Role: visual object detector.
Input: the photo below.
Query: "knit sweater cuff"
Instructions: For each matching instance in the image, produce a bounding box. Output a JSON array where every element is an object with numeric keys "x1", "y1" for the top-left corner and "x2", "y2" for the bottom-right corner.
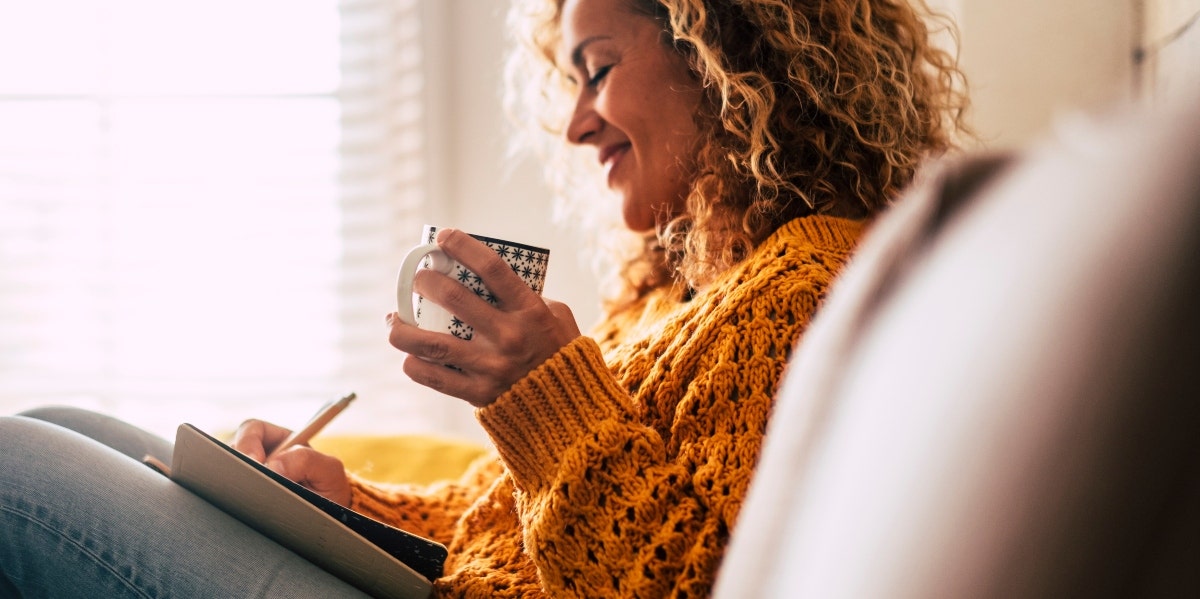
[
  {"x1": 347, "y1": 473, "x2": 399, "y2": 524},
  {"x1": 477, "y1": 335, "x2": 633, "y2": 494}
]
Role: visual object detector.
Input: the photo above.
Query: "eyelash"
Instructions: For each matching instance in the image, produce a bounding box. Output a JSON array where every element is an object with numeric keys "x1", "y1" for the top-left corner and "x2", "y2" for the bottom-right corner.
[{"x1": 586, "y1": 65, "x2": 612, "y2": 87}]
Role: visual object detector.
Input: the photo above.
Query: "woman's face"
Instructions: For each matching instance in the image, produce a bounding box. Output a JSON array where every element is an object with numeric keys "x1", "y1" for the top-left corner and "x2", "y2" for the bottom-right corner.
[{"x1": 559, "y1": 0, "x2": 703, "y2": 232}]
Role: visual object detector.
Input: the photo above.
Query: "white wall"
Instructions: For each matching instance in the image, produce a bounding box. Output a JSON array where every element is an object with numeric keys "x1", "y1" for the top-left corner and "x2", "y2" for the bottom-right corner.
[
  {"x1": 951, "y1": 0, "x2": 1138, "y2": 149},
  {"x1": 1142, "y1": 0, "x2": 1200, "y2": 103}
]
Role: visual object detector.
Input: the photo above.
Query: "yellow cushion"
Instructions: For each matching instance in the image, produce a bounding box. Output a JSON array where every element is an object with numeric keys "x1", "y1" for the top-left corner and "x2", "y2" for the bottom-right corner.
[{"x1": 311, "y1": 434, "x2": 491, "y2": 485}]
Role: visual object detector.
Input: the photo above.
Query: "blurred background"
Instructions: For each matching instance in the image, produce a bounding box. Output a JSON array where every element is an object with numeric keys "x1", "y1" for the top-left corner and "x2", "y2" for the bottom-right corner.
[{"x1": 0, "y1": 0, "x2": 1196, "y2": 443}]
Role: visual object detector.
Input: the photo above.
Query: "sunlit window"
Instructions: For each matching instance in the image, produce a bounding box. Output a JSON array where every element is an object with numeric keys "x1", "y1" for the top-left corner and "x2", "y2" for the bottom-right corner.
[{"x1": 0, "y1": 0, "x2": 426, "y2": 437}]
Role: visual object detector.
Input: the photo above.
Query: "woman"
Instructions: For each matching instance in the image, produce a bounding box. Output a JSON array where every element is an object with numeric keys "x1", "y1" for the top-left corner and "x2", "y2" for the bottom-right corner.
[{"x1": 0, "y1": 0, "x2": 967, "y2": 596}]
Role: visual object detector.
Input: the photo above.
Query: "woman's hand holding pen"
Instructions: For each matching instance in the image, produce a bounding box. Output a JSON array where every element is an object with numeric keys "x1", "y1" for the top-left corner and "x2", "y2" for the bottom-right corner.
[
  {"x1": 386, "y1": 229, "x2": 582, "y2": 408},
  {"x1": 231, "y1": 419, "x2": 353, "y2": 508}
]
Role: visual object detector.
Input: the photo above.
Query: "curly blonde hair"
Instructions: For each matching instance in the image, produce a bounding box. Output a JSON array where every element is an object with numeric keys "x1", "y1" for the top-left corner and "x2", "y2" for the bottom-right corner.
[{"x1": 505, "y1": 0, "x2": 969, "y2": 312}]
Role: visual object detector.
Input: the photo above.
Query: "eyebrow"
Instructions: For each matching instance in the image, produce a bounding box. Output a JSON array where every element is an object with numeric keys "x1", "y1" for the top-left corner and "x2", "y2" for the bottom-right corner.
[{"x1": 569, "y1": 35, "x2": 613, "y2": 69}]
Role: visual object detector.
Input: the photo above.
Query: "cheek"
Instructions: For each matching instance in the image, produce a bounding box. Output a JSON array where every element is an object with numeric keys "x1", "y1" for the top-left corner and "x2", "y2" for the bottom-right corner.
[
  {"x1": 661, "y1": 107, "x2": 702, "y2": 177},
  {"x1": 659, "y1": 80, "x2": 703, "y2": 145}
]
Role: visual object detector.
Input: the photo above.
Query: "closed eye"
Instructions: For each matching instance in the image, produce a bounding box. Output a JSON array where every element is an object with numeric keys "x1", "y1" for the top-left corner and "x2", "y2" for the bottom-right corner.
[{"x1": 587, "y1": 65, "x2": 613, "y2": 87}]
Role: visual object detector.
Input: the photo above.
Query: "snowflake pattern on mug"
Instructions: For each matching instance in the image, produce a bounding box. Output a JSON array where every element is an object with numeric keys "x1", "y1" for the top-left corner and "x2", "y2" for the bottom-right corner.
[{"x1": 415, "y1": 228, "x2": 549, "y2": 341}]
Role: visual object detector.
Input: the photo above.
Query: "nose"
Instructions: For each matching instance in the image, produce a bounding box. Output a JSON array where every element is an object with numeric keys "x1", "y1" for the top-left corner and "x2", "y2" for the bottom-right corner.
[{"x1": 565, "y1": 89, "x2": 601, "y2": 145}]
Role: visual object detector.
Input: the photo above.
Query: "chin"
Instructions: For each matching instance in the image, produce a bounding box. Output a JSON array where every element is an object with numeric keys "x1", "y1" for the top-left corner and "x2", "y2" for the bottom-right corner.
[
  {"x1": 620, "y1": 203, "x2": 653, "y2": 232},
  {"x1": 622, "y1": 214, "x2": 657, "y2": 233}
]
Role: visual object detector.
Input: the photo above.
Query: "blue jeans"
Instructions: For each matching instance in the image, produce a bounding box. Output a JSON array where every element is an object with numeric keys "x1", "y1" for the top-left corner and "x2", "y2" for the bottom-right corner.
[{"x1": 0, "y1": 407, "x2": 370, "y2": 598}]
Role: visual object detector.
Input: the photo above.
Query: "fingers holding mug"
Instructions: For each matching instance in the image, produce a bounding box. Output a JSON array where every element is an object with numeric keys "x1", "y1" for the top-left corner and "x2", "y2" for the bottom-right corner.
[
  {"x1": 395, "y1": 225, "x2": 550, "y2": 342},
  {"x1": 433, "y1": 229, "x2": 546, "y2": 310}
]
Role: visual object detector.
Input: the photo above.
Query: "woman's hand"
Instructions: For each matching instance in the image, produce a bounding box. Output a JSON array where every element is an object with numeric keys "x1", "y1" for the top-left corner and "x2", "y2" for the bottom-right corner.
[
  {"x1": 231, "y1": 419, "x2": 353, "y2": 507},
  {"x1": 387, "y1": 228, "x2": 582, "y2": 407}
]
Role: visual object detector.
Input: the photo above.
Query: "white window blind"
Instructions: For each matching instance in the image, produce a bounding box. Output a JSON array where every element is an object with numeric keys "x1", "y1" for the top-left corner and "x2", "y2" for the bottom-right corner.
[{"x1": 0, "y1": 0, "x2": 441, "y2": 438}]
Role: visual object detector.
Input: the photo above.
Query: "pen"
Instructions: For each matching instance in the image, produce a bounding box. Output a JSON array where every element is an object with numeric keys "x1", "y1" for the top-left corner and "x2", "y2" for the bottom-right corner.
[{"x1": 266, "y1": 392, "x2": 356, "y2": 461}]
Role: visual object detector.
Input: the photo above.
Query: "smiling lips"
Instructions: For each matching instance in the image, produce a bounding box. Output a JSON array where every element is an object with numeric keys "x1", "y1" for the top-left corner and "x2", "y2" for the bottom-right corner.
[{"x1": 599, "y1": 143, "x2": 631, "y2": 184}]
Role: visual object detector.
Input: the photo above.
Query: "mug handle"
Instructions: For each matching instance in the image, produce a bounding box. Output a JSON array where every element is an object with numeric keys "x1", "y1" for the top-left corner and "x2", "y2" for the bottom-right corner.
[{"x1": 395, "y1": 242, "x2": 454, "y2": 325}]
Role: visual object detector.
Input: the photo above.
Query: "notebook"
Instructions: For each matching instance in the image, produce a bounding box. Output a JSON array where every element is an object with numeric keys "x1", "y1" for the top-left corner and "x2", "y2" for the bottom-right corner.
[{"x1": 167, "y1": 423, "x2": 446, "y2": 599}]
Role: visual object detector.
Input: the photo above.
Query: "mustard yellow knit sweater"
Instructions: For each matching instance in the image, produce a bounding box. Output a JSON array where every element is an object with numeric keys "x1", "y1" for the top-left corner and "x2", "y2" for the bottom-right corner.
[{"x1": 350, "y1": 215, "x2": 863, "y2": 597}]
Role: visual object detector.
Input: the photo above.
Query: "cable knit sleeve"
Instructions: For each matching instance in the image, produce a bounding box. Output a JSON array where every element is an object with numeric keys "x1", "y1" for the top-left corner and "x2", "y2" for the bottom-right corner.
[
  {"x1": 348, "y1": 455, "x2": 504, "y2": 546},
  {"x1": 476, "y1": 216, "x2": 862, "y2": 597}
]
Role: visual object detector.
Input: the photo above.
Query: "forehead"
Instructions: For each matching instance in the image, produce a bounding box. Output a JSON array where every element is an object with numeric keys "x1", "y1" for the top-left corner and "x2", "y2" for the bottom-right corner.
[{"x1": 559, "y1": 0, "x2": 634, "y2": 45}]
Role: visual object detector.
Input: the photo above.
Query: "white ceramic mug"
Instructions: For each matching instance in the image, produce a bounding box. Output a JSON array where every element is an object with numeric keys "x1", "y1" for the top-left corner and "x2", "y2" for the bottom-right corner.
[{"x1": 395, "y1": 225, "x2": 550, "y2": 340}]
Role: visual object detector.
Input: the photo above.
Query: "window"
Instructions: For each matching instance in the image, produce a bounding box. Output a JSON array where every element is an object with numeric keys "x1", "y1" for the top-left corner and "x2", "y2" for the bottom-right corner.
[{"x1": 0, "y1": 0, "x2": 445, "y2": 438}]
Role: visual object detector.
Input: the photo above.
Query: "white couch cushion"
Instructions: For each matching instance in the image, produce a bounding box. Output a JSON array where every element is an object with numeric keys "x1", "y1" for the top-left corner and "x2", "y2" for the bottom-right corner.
[{"x1": 717, "y1": 95, "x2": 1200, "y2": 598}]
